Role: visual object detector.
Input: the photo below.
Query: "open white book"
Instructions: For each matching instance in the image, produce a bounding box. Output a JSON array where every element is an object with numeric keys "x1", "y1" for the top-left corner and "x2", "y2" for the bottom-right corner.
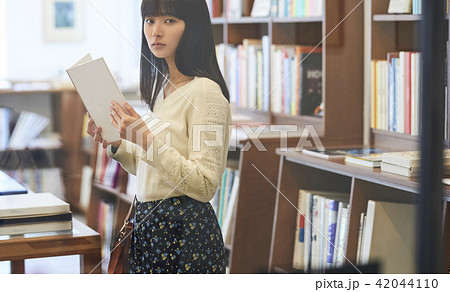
[{"x1": 66, "y1": 54, "x2": 126, "y2": 142}]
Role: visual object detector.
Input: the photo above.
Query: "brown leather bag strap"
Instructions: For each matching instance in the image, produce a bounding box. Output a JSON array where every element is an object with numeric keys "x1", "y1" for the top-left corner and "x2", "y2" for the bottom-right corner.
[{"x1": 125, "y1": 195, "x2": 137, "y2": 222}]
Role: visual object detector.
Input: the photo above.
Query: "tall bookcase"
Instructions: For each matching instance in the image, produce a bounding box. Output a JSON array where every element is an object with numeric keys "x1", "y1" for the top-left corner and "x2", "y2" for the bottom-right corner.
[
  {"x1": 217, "y1": 0, "x2": 365, "y2": 273},
  {"x1": 265, "y1": 0, "x2": 450, "y2": 274}
]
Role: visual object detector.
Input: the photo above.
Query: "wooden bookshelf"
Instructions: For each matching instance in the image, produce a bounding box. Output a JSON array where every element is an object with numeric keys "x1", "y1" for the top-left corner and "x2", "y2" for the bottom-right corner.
[
  {"x1": 364, "y1": 0, "x2": 449, "y2": 148},
  {"x1": 213, "y1": 0, "x2": 365, "y2": 273},
  {"x1": 268, "y1": 148, "x2": 450, "y2": 273},
  {"x1": 214, "y1": 0, "x2": 364, "y2": 144},
  {"x1": 0, "y1": 88, "x2": 90, "y2": 213}
]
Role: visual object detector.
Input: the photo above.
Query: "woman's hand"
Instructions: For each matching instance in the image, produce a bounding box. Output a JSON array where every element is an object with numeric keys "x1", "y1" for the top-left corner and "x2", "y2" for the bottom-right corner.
[
  {"x1": 86, "y1": 113, "x2": 122, "y2": 149},
  {"x1": 109, "y1": 101, "x2": 154, "y2": 150}
]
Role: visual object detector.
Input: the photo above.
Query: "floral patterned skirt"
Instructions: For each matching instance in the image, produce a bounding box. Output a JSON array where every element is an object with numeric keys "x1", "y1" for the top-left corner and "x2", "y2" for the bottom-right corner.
[{"x1": 128, "y1": 195, "x2": 226, "y2": 274}]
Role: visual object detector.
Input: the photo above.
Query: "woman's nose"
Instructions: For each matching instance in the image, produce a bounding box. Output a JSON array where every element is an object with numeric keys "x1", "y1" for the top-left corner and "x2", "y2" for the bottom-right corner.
[{"x1": 152, "y1": 23, "x2": 163, "y2": 37}]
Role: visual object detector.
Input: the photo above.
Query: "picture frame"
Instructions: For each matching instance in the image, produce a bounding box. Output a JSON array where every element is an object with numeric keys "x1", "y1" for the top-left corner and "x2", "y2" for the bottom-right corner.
[{"x1": 43, "y1": 0, "x2": 83, "y2": 42}]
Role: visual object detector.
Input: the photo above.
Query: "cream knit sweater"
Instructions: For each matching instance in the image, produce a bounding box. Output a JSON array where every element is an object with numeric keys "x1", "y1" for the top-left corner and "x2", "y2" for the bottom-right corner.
[{"x1": 107, "y1": 76, "x2": 231, "y2": 203}]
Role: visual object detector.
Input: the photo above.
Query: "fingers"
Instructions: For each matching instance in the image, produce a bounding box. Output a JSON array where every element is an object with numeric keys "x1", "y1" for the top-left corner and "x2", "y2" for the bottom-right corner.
[
  {"x1": 110, "y1": 105, "x2": 122, "y2": 125},
  {"x1": 123, "y1": 102, "x2": 140, "y2": 118},
  {"x1": 110, "y1": 112, "x2": 120, "y2": 129},
  {"x1": 102, "y1": 139, "x2": 108, "y2": 149},
  {"x1": 111, "y1": 101, "x2": 128, "y2": 118},
  {"x1": 87, "y1": 117, "x2": 96, "y2": 137},
  {"x1": 94, "y1": 126, "x2": 103, "y2": 143}
]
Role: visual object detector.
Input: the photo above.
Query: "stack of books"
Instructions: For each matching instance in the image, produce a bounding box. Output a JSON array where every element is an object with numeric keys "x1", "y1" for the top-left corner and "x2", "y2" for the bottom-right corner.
[
  {"x1": 0, "y1": 193, "x2": 72, "y2": 236},
  {"x1": 381, "y1": 150, "x2": 450, "y2": 177},
  {"x1": 344, "y1": 148, "x2": 388, "y2": 168}
]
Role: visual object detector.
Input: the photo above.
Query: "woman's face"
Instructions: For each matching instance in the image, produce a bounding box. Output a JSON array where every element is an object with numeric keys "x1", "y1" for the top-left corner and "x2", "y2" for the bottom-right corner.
[{"x1": 144, "y1": 15, "x2": 185, "y2": 60}]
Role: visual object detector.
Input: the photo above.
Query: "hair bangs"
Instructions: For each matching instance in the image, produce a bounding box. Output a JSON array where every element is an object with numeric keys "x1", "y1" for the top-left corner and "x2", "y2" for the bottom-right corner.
[{"x1": 141, "y1": 0, "x2": 184, "y2": 20}]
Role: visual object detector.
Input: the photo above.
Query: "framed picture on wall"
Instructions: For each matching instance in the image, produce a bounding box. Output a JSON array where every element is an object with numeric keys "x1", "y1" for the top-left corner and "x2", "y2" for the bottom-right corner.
[{"x1": 43, "y1": 0, "x2": 83, "y2": 42}]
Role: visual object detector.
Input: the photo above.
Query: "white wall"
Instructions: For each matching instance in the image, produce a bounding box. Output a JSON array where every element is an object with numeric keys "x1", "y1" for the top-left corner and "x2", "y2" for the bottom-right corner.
[
  {"x1": 0, "y1": 0, "x2": 7, "y2": 79},
  {"x1": 4, "y1": 0, "x2": 142, "y2": 82}
]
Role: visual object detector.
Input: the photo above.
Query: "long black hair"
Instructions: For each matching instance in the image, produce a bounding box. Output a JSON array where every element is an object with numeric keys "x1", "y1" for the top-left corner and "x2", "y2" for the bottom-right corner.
[{"x1": 140, "y1": 0, "x2": 229, "y2": 111}]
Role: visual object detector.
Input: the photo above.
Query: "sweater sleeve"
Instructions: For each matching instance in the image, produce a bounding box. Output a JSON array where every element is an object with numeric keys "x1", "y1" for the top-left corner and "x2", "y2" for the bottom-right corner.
[
  {"x1": 137, "y1": 81, "x2": 231, "y2": 203},
  {"x1": 106, "y1": 139, "x2": 138, "y2": 175}
]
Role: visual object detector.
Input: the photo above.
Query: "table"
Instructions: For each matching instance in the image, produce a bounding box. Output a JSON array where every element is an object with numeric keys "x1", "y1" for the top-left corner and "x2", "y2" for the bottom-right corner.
[{"x1": 0, "y1": 218, "x2": 101, "y2": 274}]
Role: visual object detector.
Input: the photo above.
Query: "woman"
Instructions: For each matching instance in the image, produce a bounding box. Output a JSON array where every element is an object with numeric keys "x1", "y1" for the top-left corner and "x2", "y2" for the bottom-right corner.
[{"x1": 87, "y1": 0, "x2": 231, "y2": 274}]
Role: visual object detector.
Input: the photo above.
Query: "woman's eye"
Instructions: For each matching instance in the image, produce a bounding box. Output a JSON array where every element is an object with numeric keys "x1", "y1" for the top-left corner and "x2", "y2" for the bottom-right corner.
[
  {"x1": 145, "y1": 18, "x2": 154, "y2": 24},
  {"x1": 166, "y1": 19, "x2": 175, "y2": 23}
]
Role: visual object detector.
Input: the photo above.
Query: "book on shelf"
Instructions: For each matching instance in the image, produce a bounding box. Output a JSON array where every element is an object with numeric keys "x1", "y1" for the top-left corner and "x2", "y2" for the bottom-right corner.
[
  {"x1": 358, "y1": 200, "x2": 416, "y2": 273},
  {"x1": 206, "y1": 0, "x2": 223, "y2": 18},
  {"x1": 388, "y1": 0, "x2": 412, "y2": 14},
  {"x1": 380, "y1": 162, "x2": 419, "y2": 177},
  {"x1": 251, "y1": 0, "x2": 272, "y2": 17},
  {"x1": 5, "y1": 110, "x2": 50, "y2": 149},
  {"x1": 293, "y1": 189, "x2": 349, "y2": 273},
  {"x1": 0, "y1": 107, "x2": 13, "y2": 149},
  {"x1": 0, "y1": 192, "x2": 70, "y2": 217},
  {"x1": 302, "y1": 147, "x2": 361, "y2": 160},
  {"x1": 382, "y1": 149, "x2": 450, "y2": 168},
  {"x1": 97, "y1": 200, "x2": 114, "y2": 271},
  {"x1": 95, "y1": 147, "x2": 120, "y2": 189},
  {"x1": 215, "y1": 167, "x2": 239, "y2": 243},
  {"x1": 80, "y1": 165, "x2": 93, "y2": 210},
  {"x1": 66, "y1": 53, "x2": 127, "y2": 142},
  {"x1": 221, "y1": 170, "x2": 240, "y2": 241},
  {"x1": 380, "y1": 150, "x2": 450, "y2": 176},
  {"x1": 387, "y1": 0, "x2": 423, "y2": 15},
  {"x1": 356, "y1": 212, "x2": 367, "y2": 265},
  {"x1": 0, "y1": 170, "x2": 27, "y2": 196},
  {"x1": 6, "y1": 168, "x2": 66, "y2": 200},
  {"x1": 271, "y1": 0, "x2": 323, "y2": 18},
  {"x1": 302, "y1": 146, "x2": 384, "y2": 161},
  {"x1": 227, "y1": 0, "x2": 252, "y2": 18},
  {"x1": 270, "y1": 45, "x2": 322, "y2": 116},
  {"x1": 345, "y1": 155, "x2": 383, "y2": 168},
  {"x1": 344, "y1": 148, "x2": 388, "y2": 168},
  {"x1": 371, "y1": 51, "x2": 422, "y2": 135}
]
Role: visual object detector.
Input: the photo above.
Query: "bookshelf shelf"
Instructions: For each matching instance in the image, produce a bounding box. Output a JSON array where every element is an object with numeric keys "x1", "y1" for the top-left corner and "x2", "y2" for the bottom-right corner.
[
  {"x1": 92, "y1": 181, "x2": 120, "y2": 196},
  {"x1": 271, "y1": 113, "x2": 324, "y2": 134},
  {"x1": 227, "y1": 17, "x2": 270, "y2": 24},
  {"x1": 371, "y1": 129, "x2": 420, "y2": 150},
  {"x1": 211, "y1": 17, "x2": 225, "y2": 24},
  {"x1": 272, "y1": 16, "x2": 323, "y2": 23},
  {"x1": 373, "y1": 14, "x2": 423, "y2": 22},
  {"x1": 372, "y1": 14, "x2": 450, "y2": 22},
  {"x1": 278, "y1": 148, "x2": 450, "y2": 198},
  {"x1": 0, "y1": 146, "x2": 64, "y2": 153}
]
